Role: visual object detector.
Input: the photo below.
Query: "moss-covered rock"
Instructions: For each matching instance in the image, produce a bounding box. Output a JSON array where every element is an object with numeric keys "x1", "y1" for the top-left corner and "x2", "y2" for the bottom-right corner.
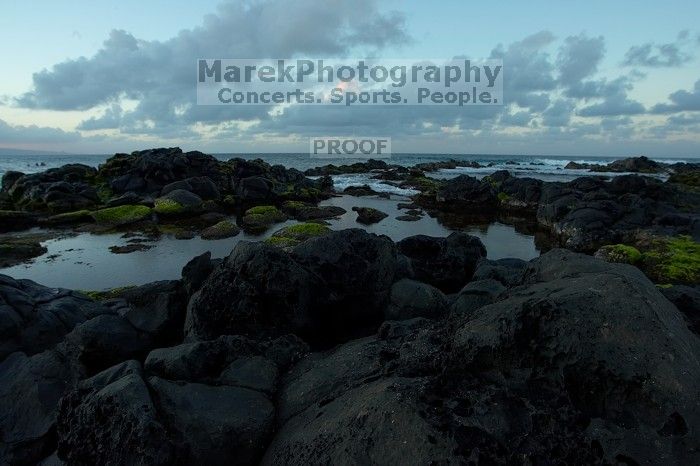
[
  {"x1": 154, "y1": 198, "x2": 185, "y2": 215},
  {"x1": 595, "y1": 244, "x2": 643, "y2": 265},
  {"x1": 642, "y1": 235, "x2": 700, "y2": 285},
  {"x1": 241, "y1": 205, "x2": 287, "y2": 233},
  {"x1": 43, "y1": 209, "x2": 93, "y2": 226},
  {"x1": 201, "y1": 220, "x2": 241, "y2": 240},
  {"x1": 266, "y1": 222, "x2": 330, "y2": 248},
  {"x1": 668, "y1": 170, "x2": 700, "y2": 188},
  {"x1": 0, "y1": 239, "x2": 47, "y2": 267},
  {"x1": 154, "y1": 189, "x2": 203, "y2": 216},
  {"x1": 497, "y1": 192, "x2": 511, "y2": 203},
  {"x1": 91, "y1": 205, "x2": 152, "y2": 226}
]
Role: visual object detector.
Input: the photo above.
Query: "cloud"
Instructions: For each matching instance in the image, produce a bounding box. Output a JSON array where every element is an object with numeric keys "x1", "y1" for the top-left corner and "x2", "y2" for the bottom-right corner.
[
  {"x1": 0, "y1": 118, "x2": 81, "y2": 143},
  {"x1": 622, "y1": 32, "x2": 693, "y2": 67},
  {"x1": 16, "y1": 0, "x2": 410, "y2": 133},
  {"x1": 77, "y1": 103, "x2": 123, "y2": 130},
  {"x1": 577, "y1": 77, "x2": 645, "y2": 116},
  {"x1": 541, "y1": 99, "x2": 575, "y2": 127},
  {"x1": 651, "y1": 79, "x2": 700, "y2": 113},
  {"x1": 557, "y1": 34, "x2": 605, "y2": 86}
]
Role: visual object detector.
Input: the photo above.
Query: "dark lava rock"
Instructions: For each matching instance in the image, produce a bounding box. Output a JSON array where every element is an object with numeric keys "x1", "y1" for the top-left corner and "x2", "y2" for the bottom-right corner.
[
  {"x1": 435, "y1": 174, "x2": 497, "y2": 208},
  {"x1": 592, "y1": 156, "x2": 664, "y2": 173},
  {"x1": 108, "y1": 243, "x2": 153, "y2": 254},
  {"x1": 57, "y1": 362, "x2": 175, "y2": 465},
  {"x1": 343, "y1": 184, "x2": 379, "y2": 196},
  {"x1": 396, "y1": 214, "x2": 421, "y2": 221},
  {"x1": 149, "y1": 376, "x2": 275, "y2": 465},
  {"x1": 1, "y1": 170, "x2": 24, "y2": 193},
  {"x1": 236, "y1": 176, "x2": 275, "y2": 201},
  {"x1": 661, "y1": 285, "x2": 700, "y2": 334},
  {"x1": 397, "y1": 232, "x2": 486, "y2": 293},
  {"x1": 161, "y1": 176, "x2": 221, "y2": 200},
  {"x1": 219, "y1": 355, "x2": 279, "y2": 395},
  {"x1": 352, "y1": 206, "x2": 388, "y2": 224},
  {"x1": 0, "y1": 239, "x2": 47, "y2": 266},
  {"x1": 117, "y1": 280, "x2": 186, "y2": 345},
  {"x1": 144, "y1": 335, "x2": 261, "y2": 383},
  {"x1": 104, "y1": 191, "x2": 148, "y2": 208},
  {"x1": 450, "y1": 278, "x2": 506, "y2": 315},
  {"x1": 0, "y1": 350, "x2": 74, "y2": 464},
  {"x1": 181, "y1": 252, "x2": 216, "y2": 296},
  {"x1": 6, "y1": 164, "x2": 99, "y2": 213},
  {"x1": 291, "y1": 229, "x2": 398, "y2": 340},
  {"x1": 185, "y1": 241, "x2": 323, "y2": 342},
  {"x1": 0, "y1": 274, "x2": 111, "y2": 359},
  {"x1": 102, "y1": 147, "x2": 225, "y2": 196},
  {"x1": 285, "y1": 204, "x2": 345, "y2": 221},
  {"x1": 385, "y1": 279, "x2": 447, "y2": 321},
  {"x1": 64, "y1": 314, "x2": 154, "y2": 375},
  {"x1": 471, "y1": 257, "x2": 528, "y2": 287},
  {"x1": 264, "y1": 249, "x2": 700, "y2": 465},
  {"x1": 0, "y1": 210, "x2": 38, "y2": 232}
]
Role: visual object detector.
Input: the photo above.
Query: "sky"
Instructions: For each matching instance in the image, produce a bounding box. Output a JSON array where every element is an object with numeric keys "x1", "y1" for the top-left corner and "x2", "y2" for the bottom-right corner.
[{"x1": 0, "y1": 0, "x2": 699, "y2": 157}]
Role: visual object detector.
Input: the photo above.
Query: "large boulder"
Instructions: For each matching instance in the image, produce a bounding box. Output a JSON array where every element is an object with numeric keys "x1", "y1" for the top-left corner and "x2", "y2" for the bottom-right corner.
[
  {"x1": 148, "y1": 377, "x2": 275, "y2": 465},
  {"x1": 0, "y1": 350, "x2": 74, "y2": 464},
  {"x1": 385, "y1": 279, "x2": 447, "y2": 321},
  {"x1": 185, "y1": 242, "x2": 323, "y2": 342},
  {"x1": 64, "y1": 314, "x2": 154, "y2": 375},
  {"x1": 397, "y1": 232, "x2": 486, "y2": 292},
  {"x1": 0, "y1": 274, "x2": 111, "y2": 360},
  {"x1": 435, "y1": 174, "x2": 497, "y2": 208},
  {"x1": 116, "y1": 280, "x2": 186, "y2": 345},
  {"x1": 161, "y1": 176, "x2": 221, "y2": 200},
  {"x1": 291, "y1": 229, "x2": 398, "y2": 340},
  {"x1": 101, "y1": 148, "x2": 226, "y2": 196},
  {"x1": 56, "y1": 362, "x2": 174, "y2": 465}
]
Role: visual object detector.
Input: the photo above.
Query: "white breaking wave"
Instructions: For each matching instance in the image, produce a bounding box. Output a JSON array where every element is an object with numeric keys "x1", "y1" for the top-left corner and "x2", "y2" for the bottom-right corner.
[{"x1": 331, "y1": 173, "x2": 419, "y2": 196}]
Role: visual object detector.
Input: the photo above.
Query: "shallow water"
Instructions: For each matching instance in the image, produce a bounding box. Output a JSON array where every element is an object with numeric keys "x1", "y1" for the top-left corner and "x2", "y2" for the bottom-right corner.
[{"x1": 0, "y1": 195, "x2": 539, "y2": 290}]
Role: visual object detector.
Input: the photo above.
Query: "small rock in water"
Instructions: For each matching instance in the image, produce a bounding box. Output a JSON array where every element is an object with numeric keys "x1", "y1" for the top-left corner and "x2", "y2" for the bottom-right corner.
[
  {"x1": 109, "y1": 243, "x2": 153, "y2": 254},
  {"x1": 352, "y1": 206, "x2": 388, "y2": 224}
]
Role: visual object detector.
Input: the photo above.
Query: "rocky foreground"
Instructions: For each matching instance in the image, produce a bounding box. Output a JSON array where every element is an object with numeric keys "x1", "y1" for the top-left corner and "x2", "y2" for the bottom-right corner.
[{"x1": 1, "y1": 228, "x2": 700, "y2": 464}]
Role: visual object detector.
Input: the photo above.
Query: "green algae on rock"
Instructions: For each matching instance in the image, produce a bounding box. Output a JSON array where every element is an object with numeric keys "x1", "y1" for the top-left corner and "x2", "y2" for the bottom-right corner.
[
  {"x1": 266, "y1": 222, "x2": 330, "y2": 248},
  {"x1": 241, "y1": 205, "x2": 287, "y2": 232},
  {"x1": 201, "y1": 220, "x2": 241, "y2": 240},
  {"x1": 91, "y1": 205, "x2": 152, "y2": 226},
  {"x1": 595, "y1": 244, "x2": 643, "y2": 265},
  {"x1": 642, "y1": 235, "x2": 700, "y2": 285}
]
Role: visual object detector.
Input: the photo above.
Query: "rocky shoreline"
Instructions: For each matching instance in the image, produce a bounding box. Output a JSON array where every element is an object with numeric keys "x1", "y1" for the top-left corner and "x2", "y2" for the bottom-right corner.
[
  {"x1": 1, "y1": 231, "x2": 699, "y2": 464},
  {"x1": 1, "y1": 149, "x2": 699, "y2": 464}
]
